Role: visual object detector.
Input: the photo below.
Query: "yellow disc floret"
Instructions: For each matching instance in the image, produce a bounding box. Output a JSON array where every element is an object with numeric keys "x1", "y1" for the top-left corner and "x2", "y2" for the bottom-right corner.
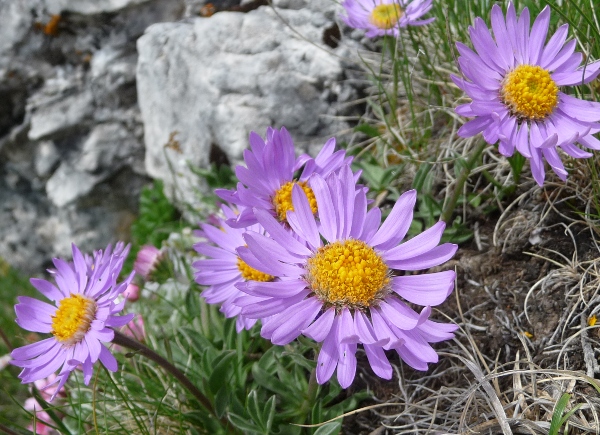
[
  {"x1": 51, "y1": 294, "x2": 97, "y2": 346},
  {"x1": 237, "y1": 257, "x2": 275, "y2": 282},
  {"x1": 501, "y1": 64, "x2": 559, "y2": 121},
  {"x1": 306, "y1": 239, "x2": 390, "y2": 309},
  {"x1": 370, "y1": 3, "x2": 403, "y2": 30},
  {"x1": 272, "y1": 181, "x2": 317, "y2": 222}
]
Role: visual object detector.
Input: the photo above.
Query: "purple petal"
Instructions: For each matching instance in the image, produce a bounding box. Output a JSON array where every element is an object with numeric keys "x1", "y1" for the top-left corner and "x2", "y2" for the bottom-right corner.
[
  {"x1": 544, "y1": 39, "x2": 577, "y2": 72},
  {"x1": 364, "y1": 344, "x2": 393, "y2": 380},
  {"x1": 244, "y1": 279, "x2": 307, "y2": 298},
  {"x1": 527, "y1": 5, "x2": 550, "y2": 64},
  {"x1": 540, "y1": 24, "x2": 569, "y2": 69},
  {"x1": 288, "y1": 184, "x2": 320, "y2": 250},
  {"x1": 529, "y1": 146, "x2": 545, "y2": 186},
  {"x1": 370, "y1": 308, "x2": 405, "y2": 349},
  {"x1": 418, "y1": 320, "x2": 458, "y2": 343},
  {"x1": 98, "y1": 345, "x2": 118, "y2": 372},
  {"x1": 266, "y1": 297, "x2": 322, "y2": 345},
  {"x1": 490, "y1": 4, "x2": 514, "y2": 69},
  {"x1": 105, "y1": 313, "x2": 134, "y2": 327},
  {"x1": 241, "y1": 233, "x2": 302, "y2": 277},
  {"x1": 396, "y1": 345, "x2": 429, "y2": 371},
  {"x1": 338, "y1": 308, "x2": 359, "y2": 343},
  {"x1": 556, "y1": 93, "x2": 600, "y2": 122},
  {"x1": 11, "y1": 338, "x2": 57, "y2": 361},
  {"x1": 360, "y1": 207, "x2": 381, "y2": 242},
  {"x1": 392, "y1": 270, "x2": 456, "y2": 306},
  {"x1": 383, "y1": 221, "x2": 446, "y2": 263},
  {"x1": 387, "y1": 243, "x2": 457, "y2": 270},
  {"x1": 240, "y1": 288, "x2": 309, "y2": 318},
  {"x1": 310, "y1": 174, "x2": 337, "y2": 241},
  {"x1": 336, "y1": 342, "x2": 357, "y2": 388},
  {"x1": 254, "y1": 208, "x2": 311, "y2": 258},
  {"x1": 17, "y1": 296, "x2": 55, "y2": 319},
  {"x1": 354, "y1": 310, "x2": 388, "y2": 346},
  {"x1": 316, "y1": 319, "x2": 339, "y2": 385},
  {"x1": 458, "y1": 117, "x2": 494, "y2": 138},
  {"x1": 30, "y1": 278, "x2": 64, "y2": 301},
  {"x1": 303, "y1": 308, "x2": 336, "y2": 342},
  {"x1": 377, "y1": 299, "x2": 422, "y2": 331},
  {"x1": 368, "y1": 190, "x2": 416, "y2": 250}
]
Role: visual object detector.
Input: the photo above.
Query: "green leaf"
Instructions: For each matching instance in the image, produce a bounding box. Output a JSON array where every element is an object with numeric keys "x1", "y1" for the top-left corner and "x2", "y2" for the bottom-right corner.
[
  {"x1": 549, "y1": 393, "x2": 583, "y2": 435},
  {"x1": 354, "y1": 123, "x2": 381, "y2": 138},
  {"x1": 214, "y1": 386, "x2": 231, "y2": 419},
  {"x1": 251, "y1": 364, "x2": 294, "y2": 399},
  {"x1": 263, "y1": 395, "x2": 277, "y2": 433},
  {"x1": 247, "y1": 390, "x2": 266, "y2": 429},
  {"x1": 413, "y1": 162, "x2": 434, "y2": 193},
  {"x1": 228, "y1": 412, "x2": 262, "y2": 434},
  {"x1": 313, "y1": 421, "x2": 342, "y2": 435},
  {"x1": 507, "y1": 152, "x2": 526, "y2": 183},
  {"x1": 208, "y1": 350, "x2": 237, "y2": 394}
]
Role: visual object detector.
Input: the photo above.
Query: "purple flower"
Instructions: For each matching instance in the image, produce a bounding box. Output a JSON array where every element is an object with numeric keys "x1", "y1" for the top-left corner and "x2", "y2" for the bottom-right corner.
[
  {"x1": 452, "y1": 2, "x2": 600, "y2": 185},
  {"x1": 341, "y1": 0, "x2": 435, "y2": 38},
  {"x1": 215, "y1": 127, "x2": 353, "y2": 228},
  {"x1": 133, "y1": 245, "x2": 163, "y2": 280},
  {"x1": 235, "y1": 165, "x2": 457, "y2": 388},
  {"x1": 193, "y1": 205, "x2": 272, "y2": 332},
  {"x1": 10, "y1": 243, "x2": 135, "y2": 400}
]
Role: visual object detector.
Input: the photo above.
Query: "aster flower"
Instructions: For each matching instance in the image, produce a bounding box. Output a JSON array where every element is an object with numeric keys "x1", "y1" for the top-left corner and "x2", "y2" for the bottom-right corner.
[
  {"x1": 341, "y1": 0, "x2": 435, "y2": 38},
  {"x1": 193, "y1": 205, "x2": 273, "y2": 332},
  {"x1": 235, "y1": 165, "x2": 457, "y2": 387},
  {"x1": 133, "y1": 245, "x2": 164, "y2": 281},
  {"x1": 452, "y1": 2, "x2": 600, "y2": 185},
  {"x1": 215, "y1": 127, "x2": 353, "y2": 228},
  {"x1": 10, "y1": 243, "x2": 135, "y2": 400}
]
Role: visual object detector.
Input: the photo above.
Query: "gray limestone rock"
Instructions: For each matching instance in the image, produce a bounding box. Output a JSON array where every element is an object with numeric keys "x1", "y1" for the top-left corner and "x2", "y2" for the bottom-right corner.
[
  {"x1": 0, "y1": 0, "x2": 361, "y2": 274},
  {"x1": 136, "y1": 2, "x2": 355, "y2": 212}
]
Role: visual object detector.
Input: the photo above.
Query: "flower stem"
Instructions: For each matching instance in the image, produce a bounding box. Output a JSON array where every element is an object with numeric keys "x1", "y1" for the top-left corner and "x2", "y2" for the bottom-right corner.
[
  {"x1": 0, "y1": 423, "x2": 21, "y2": 435},
  {"x1": 112, "y1": 330, "x2": 214, "y2": 415},
  {"x1": 0, "y1": 328, "x2": 13, "y2": 351},
  {"x1": 440, "y1": 141, "x2": 488, "y2": 224}
]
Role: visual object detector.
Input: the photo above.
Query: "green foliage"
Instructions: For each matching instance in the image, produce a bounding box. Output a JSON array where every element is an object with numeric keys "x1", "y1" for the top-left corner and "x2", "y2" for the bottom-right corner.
[
  {"x1": 131, "y1": 179, "x2": 180, "y2": 248},
  {"x1": 548, "y1": 393, "x2": 582, "y2": 435},
  {"x1": 0, "y1": 258, "x2": 39, "y2": 429}
]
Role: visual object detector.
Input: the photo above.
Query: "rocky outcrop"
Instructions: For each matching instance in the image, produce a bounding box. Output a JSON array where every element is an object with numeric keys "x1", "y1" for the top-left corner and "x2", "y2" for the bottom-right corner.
[
  {"x1": 0, "y1": 0, "x2": 359, "y2": 273},
  {"x1": 0, "y1": 0, "x2": 184, "y2": 273},
  {"x1": 136, "y1": 0, "x2": 357, "y2": 213}
]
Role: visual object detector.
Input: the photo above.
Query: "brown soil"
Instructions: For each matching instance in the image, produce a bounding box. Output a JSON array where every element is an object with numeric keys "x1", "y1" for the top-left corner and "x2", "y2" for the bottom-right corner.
[{"x1": 340, "y1": 183, "x2": 600, "y2": 434}]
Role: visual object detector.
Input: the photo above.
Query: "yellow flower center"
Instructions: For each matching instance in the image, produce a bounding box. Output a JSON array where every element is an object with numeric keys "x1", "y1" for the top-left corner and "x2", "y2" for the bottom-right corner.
[
  {"x1": 237, "y1": 257, "x2": 275, "y2": 282},
  {"x1": 370, "y1": 3, "x2": 403, "y2": 30},
  {"x1": 272, "y1": 181, "x2": 317, "y2": 222},
  {"x1": 51, "y1": 294, "x2": 97, "y2": 346},
  {"x1": 306, "y1": 239, "x2": 390, "y2": 309},
  {"x1": 501, "y1": 64, "x2": 559, "y2": 121}
]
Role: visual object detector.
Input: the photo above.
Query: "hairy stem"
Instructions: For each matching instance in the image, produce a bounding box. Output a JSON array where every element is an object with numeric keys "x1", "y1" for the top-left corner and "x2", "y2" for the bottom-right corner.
[
  {"x1": 0, "y1": 328, "x2": 13, "y2": 352},
  {"x1": 112, "y1": 330, "x2": 214, "y2": 414}
]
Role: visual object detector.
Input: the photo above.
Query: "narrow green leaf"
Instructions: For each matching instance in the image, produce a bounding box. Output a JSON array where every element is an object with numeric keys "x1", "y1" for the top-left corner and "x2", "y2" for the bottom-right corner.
[
  {"x1": 313, "y1": 421, "x2": 342, "y2": 435},
  {"x1": 208, "y1": 351, "x2": 237, "y2": 394}
]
